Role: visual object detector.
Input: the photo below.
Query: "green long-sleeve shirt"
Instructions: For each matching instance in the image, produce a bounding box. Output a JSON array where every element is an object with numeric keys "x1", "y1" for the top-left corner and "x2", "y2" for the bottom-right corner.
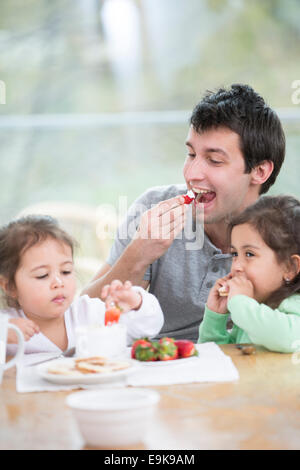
[{"x1": 198, "y1": 294, "x2": 300, "y2": 353}]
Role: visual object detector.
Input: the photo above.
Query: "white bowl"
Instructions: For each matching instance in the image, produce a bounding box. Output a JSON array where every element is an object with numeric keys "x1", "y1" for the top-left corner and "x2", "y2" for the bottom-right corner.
[{"x1": 66, "y1": 388, "x2": 160, "y2": 448}]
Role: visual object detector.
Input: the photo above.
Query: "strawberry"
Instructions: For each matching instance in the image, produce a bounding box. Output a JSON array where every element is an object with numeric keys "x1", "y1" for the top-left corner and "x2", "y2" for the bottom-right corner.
[
  {"x1": 157, "y1": 337, "x2": 178, "y2": 361},
  {"x1": 104, "y1": 306, "x2": 121, "y2": 326},
  {"x1": 183, "y1": 194, "x2": 194, "y2": 204},
  {"x1": 174, "y1": 340, "x2": 198, "y2": 358},
  {"x1": 131, "y1": 338, "x2": 158, "y2": 361},
  {"x1": 131, "y1": 338, "x2": 150, "y2": 358}
]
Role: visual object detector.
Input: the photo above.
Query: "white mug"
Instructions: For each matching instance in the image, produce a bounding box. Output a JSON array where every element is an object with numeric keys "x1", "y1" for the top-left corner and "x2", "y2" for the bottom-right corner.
[
  {"x1": 0, "y1": 314, "x2": 25, "y2": 384},
  {"x1": 75, "y1": 324, "x2": 127, "y2": 359}
]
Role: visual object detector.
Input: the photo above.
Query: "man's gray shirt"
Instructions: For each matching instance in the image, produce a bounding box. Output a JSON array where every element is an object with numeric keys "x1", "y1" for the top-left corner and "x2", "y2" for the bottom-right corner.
[{"x1": 107, "y1": 184, "x2": 232, "y2": 342}]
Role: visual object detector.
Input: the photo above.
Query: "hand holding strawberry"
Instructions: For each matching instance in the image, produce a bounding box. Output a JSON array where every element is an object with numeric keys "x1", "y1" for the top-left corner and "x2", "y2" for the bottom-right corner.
[{"x1": 101, "y1": 280, "x2": 142, "y2": 324}]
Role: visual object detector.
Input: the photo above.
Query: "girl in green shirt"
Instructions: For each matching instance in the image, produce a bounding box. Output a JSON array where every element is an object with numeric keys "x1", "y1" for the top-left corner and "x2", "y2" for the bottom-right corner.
[{"x1": 199, "y1": 195, "x2": 300, "y2": 353}]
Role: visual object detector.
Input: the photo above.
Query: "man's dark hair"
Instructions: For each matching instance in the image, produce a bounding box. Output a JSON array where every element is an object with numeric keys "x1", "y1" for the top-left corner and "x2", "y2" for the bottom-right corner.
[{"x1": 190, "y1": 84, "x2": 285, "y2": 194}]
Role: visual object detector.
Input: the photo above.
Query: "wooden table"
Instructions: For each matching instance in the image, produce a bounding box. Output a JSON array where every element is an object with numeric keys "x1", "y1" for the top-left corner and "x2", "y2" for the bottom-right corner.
[{"x1": 1, "y1": 344, "x2": 300, "y2": 450}]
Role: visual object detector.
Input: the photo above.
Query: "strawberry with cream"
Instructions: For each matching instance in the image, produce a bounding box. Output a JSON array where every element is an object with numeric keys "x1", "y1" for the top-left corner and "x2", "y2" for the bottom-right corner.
[{"x1": 183, "y1": 190, "x2": 195, "y2": 205}]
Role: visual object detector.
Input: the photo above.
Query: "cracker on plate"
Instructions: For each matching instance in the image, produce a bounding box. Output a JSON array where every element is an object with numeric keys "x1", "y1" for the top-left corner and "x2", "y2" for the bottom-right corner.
[
  {"x1": 75, "y1": 362, "x2": 113, "y2": 374},
  {"x1": 47, "y1": 365, "x2": 82, "y2": 377},
  {"x1": 75, "y1": 356, "x2": 107, "y2": 366},
  {"x1": 47, "y1": 356, "x2": 130, "y2": 376}
]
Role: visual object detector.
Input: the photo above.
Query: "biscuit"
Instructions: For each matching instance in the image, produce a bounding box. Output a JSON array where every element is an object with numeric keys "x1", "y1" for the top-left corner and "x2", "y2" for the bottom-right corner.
[
  {"x1": 47, "y1": 365, "x2": 82, "y2": 376},
  {"x1": 218, "y1": 286, "x2": 228, "y2": 297},
  {"x1": 75, "y1": 362, "x2": 112, "y2": 374},
  {"x1": 75, "y1": 356, "x2": 107, "y2": 366},
  {"x1": 47, "y1": 356, "x2": 130, "y2": 376}
]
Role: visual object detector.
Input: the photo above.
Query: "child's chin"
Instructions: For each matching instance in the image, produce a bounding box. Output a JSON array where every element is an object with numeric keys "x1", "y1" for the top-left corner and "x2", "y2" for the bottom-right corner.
[{"x1": 50, "y1": 302, "x2": 70, "y2": 315}]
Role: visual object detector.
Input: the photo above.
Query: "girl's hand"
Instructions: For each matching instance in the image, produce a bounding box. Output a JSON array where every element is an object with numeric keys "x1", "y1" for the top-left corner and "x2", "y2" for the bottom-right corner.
[
  {"x1": 227, "y1": 273, "x2": 254, "y2": 301},
  {"x1": 206, "y1": 274, "x2": 232, "y2": 314},
  {"x1": 101, "y1": 280, "x2": 142, "y2": 313},
  {"x1": 8, "y1": 318, "x2": 40, "y2": 343}
]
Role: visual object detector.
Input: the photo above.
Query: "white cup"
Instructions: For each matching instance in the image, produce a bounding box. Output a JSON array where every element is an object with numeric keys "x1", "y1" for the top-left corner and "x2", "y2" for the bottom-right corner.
[
  {"x1": 75, "y1": 323, "x2": 127, "y2": 359},
  {"x1": 0, "y1": 314, "x2": 25, "y2": 384}
]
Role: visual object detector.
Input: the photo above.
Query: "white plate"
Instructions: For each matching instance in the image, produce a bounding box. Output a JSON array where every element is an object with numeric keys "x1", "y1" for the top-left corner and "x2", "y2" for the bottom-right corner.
[
  {"x1": 132, "y1": 355, "x2": 199, "y2": 367},
  {"x1": 36, "y1": 358, "x2": 134, "y2": 385}
]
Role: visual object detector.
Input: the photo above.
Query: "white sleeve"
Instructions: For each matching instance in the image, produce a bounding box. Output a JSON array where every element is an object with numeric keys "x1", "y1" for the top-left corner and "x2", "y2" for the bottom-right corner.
[
  {"x1": 119, "y1": 286, "x2": 164, "y2": 344},
  {"x1": 68, "y1": 295, "x2": 105, "y2": 328}
]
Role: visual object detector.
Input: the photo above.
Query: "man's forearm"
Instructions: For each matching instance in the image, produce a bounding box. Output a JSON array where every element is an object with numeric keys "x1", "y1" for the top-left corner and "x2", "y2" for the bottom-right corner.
[{"x1": 81, "y1": 241, "x2": 150, "y2": 298}]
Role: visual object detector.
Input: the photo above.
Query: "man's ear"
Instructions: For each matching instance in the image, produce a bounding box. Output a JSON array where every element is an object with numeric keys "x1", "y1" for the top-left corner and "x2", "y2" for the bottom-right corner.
[{"x1": 250, "y1": 160, "x2": 274, "y2": 186}]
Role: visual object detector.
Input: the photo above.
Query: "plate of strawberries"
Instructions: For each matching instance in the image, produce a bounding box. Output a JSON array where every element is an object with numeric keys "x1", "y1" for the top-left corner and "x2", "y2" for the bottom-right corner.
[{"x1": 131, "y1": 337, "x2": 199, "y2": 365}]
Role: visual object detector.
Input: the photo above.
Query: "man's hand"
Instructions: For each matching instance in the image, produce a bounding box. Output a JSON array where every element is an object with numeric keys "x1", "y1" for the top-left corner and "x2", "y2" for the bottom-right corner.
[
  {"x1": 81, "y1": 195, "x2": 187, "y2": 300},
  {"x1": 132, "y1": 195, "x2": 187, "y2": 265}
]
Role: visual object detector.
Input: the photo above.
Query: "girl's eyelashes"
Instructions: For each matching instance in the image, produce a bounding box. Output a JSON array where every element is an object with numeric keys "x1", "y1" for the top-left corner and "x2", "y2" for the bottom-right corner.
[
  {"x1": 36, "y1": 269, "x2": 73, "y2": 279},
  {"x1": 36, "y1": 274, "x2": 48, "y2": 279},
  {"x1": 230, "y1": 251, "x2": 255, "y2": 258}
]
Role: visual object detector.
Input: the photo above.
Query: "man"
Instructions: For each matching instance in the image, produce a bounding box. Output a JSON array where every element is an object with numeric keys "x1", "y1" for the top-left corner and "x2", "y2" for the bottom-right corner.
[{"x1": 83, "y1": 84, "x2": 285, "y2": 341}]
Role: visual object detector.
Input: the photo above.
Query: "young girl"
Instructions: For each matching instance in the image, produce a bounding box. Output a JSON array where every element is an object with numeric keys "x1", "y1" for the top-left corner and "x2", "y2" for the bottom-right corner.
[
  {"x1": 0, "y1": 215, "x2": 164, "y2": 355},
  {"x1": 198, "y1": 195, "x2": 300, "y2": 353}
]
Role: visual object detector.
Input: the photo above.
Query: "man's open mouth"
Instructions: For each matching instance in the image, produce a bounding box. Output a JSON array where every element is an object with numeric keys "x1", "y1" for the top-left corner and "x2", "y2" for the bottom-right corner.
[{"x1": 192, "y1": 188, "x2": 216, "y2": 204}]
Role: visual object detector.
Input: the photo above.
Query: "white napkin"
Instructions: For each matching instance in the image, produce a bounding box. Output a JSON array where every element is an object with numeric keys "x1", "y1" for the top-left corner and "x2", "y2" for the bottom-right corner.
[
  {"x1": 16, "y1": 343, "x2": 239, "y2": 393},
  {"x1": 126, "y1": 342, "x2": 239, "y2": 386}
]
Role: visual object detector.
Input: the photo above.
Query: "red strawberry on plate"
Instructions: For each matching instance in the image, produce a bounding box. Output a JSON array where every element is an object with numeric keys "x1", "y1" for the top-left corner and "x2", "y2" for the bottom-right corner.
[
  {"x1": 131, "y1": 339, "x2": 150, "y2": 358},
  {"x1": 131, "y1": 338, "x2": 157, "y2": 361},
  {"x1": 157, "y1": 337, "x2": 178, "y2": 361},
  {"x1": 174, "y1": 340, "x2": 198, "y2": 358}
]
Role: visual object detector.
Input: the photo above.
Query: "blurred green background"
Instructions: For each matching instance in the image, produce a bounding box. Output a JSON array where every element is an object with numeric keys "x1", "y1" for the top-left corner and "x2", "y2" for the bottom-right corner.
[{"x1": 0, "y1": 0, "x2": 300, "y2": 283}]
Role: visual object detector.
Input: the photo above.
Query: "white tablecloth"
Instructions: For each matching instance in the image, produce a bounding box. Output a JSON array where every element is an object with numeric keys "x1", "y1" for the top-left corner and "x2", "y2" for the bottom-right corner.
[{"x1": 16, "y1": 342, "x2": 239, "y2": 393}]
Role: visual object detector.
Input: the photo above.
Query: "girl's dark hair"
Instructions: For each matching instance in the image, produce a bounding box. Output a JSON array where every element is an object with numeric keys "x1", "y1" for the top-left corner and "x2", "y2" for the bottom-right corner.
[
  {"x1": 228, "y1": 195, "x2": 300, "y2": 308},
  {"x1": 190, "y1": 84, "x2": 285, "y2": 194},
  {"x1": 0, "y1": 215, "x2": 75, "y2": 308}
]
